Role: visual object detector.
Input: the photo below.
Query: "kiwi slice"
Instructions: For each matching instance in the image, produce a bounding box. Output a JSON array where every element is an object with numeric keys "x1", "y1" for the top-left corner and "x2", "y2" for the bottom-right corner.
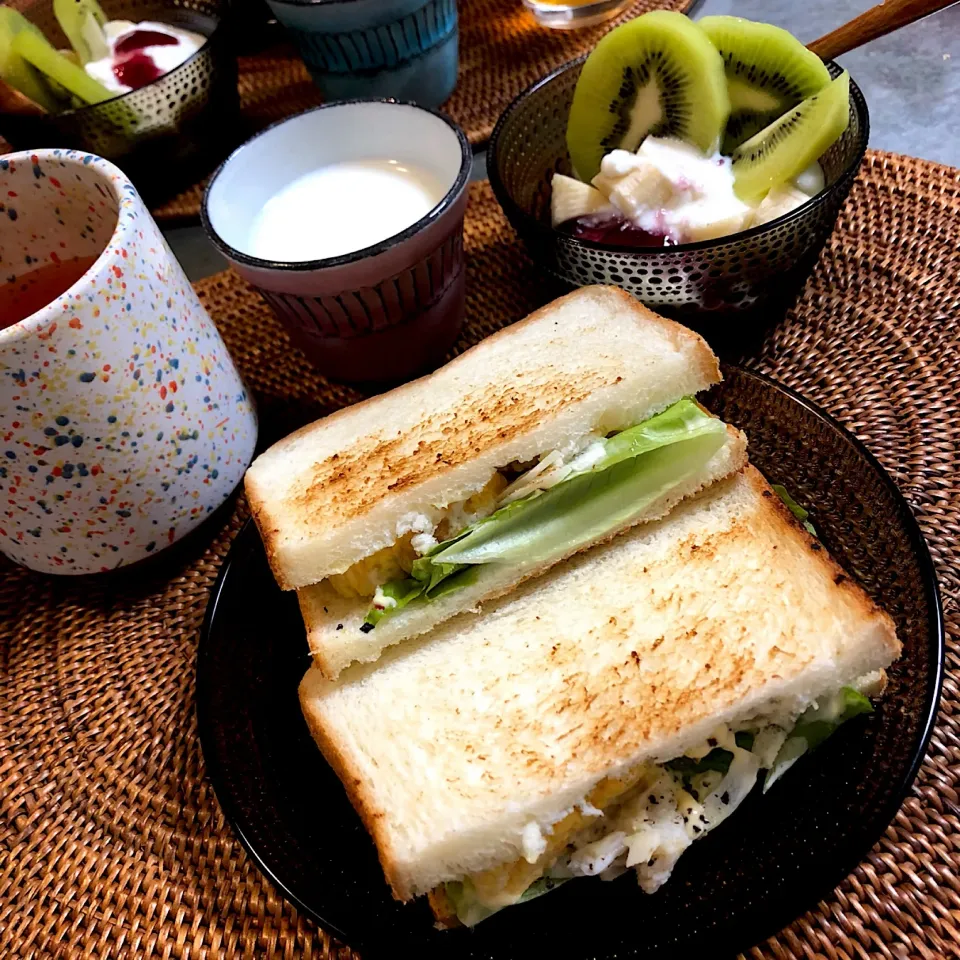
[
  {"x1": 567, "y1": 11, "x2": 729, "y2": 183},
  {"x1": 54, "y1": 0, "x2": 109, "y2": 65},
  {"x1": 0, "y1": 8, "x2": 60, "y2": 113},
  {"x1": 700, "y1": 16, "x2": 831, "y2": 154},
  {"x1": 13, "y1": 28, "x2": 112, "y2": 105},
  {"x1": 732, "y1": 71, "x2": 850, "y2": 204}
]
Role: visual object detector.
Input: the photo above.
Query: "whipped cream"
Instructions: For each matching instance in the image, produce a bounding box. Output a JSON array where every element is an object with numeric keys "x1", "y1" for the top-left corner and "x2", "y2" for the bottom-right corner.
[{"x1": 84, "y1": 20, "x2": 205, "y2": 94}]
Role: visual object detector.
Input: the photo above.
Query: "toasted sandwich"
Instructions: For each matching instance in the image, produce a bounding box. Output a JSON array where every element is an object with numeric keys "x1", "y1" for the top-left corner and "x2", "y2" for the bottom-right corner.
[
  {"x1": 246, "y1": 286, "x2": 747, "y2": 678},
  {"x1": 299, "y1": 466, "x2": 901, "y2": 927}
]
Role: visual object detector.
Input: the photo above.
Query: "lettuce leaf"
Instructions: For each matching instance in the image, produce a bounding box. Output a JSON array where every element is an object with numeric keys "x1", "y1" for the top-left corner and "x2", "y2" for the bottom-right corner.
[
  {"x1": 434, "y1": 430, "x2": 725, "y2": 568},
  {"x1": 665, "y1": 747, "x2": 734, "y2": 776},
  {"x1": 444, "y1": 875, "x2": 571, "y2": 927},
  {"x1": 364, "y1": 399, "x2": 726, "y2": 626},
  {"x1": 771, "y1": 483, "x2": 817, "y2": 537},
  {"x1": 362, "y1": 578, "x2": 426, "y2": 628},
  {"x1": 763, "y1": 686, "x2": 873, "y2": 791}
]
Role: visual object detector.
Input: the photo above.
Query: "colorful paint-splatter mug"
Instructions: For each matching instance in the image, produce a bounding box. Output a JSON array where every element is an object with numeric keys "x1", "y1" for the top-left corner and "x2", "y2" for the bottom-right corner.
[{"x1": 0, "y1": 150, "x2": 258, "y2": 575}]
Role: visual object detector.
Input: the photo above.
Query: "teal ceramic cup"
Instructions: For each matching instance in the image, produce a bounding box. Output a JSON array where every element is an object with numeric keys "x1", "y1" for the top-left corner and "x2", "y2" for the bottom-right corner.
[{"x1": 266, "y1": 0, "x2": 458, "y2": 108}]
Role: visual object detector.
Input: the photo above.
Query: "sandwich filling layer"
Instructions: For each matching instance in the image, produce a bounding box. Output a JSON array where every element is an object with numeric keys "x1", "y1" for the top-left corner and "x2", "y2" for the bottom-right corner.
[
  {"x1": 323, "y1": 399, "x2": 730, "y2": 628},
  {"x1": 432, "y1": 684, "x2": 876, "y2": 927}
]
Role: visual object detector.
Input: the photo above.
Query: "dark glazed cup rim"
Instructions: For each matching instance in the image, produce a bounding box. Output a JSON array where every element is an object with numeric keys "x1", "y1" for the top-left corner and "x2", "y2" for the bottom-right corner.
[
  {"x1": 200, "y1": 100, "x2": 473, "y2": 273},
  {"x1": 487, "y1": 54, "x2": 870, "y2": 258},
  {"x1": 5, "y1": 0, "x2": 225, "y2": 119}
]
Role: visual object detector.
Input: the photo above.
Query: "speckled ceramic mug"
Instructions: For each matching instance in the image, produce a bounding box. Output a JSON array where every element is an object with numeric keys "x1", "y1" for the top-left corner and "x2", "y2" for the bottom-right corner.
[{"x1": 0, "y1": 150, "x2": 258, "y2": 575}]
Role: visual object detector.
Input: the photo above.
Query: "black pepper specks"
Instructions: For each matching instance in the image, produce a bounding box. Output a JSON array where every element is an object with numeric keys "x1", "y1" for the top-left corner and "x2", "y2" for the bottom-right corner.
[
  {"x1": 336, "y1": 623, "x2": 344, "y2": 630},
  {"x1": 360, "y1": 622, "x2": 375, "y2": 633}
]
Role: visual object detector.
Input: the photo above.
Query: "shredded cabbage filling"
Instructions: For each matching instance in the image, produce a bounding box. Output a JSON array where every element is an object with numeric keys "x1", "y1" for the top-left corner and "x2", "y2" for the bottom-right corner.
[{"x1": 437, "y1": 684, "x2": 874, "y2": 928}]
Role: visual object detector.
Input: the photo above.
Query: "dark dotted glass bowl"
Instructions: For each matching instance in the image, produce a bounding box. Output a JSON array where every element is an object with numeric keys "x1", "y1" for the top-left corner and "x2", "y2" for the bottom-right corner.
[
  {"x1": 0, "y1": 0, "x2": 239, "y2": 207},
  {"x1": 488, "y1": 58, "x2": 869, "y2": 339}
]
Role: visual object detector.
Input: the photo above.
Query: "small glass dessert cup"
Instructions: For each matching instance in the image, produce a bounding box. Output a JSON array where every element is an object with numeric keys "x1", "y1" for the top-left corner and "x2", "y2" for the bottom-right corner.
[
  {"x1": 202, "y1": 101, "x2": 472, "y2": 384},
  {"x1": 488, "y1": 57, "x2": 869, "y2": 349},
  {"x1": 0, "y1": 0, "x2": 239, "y2": 207},
  {"x1": 522, "y1": 0, "x2": 633, "y2": 31}
]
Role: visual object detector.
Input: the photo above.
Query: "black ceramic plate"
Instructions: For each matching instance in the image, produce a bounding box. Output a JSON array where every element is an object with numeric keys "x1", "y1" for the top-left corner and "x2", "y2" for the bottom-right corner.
[{"x1": 197, "y1": 367, "x2": 943, "y2": 960}]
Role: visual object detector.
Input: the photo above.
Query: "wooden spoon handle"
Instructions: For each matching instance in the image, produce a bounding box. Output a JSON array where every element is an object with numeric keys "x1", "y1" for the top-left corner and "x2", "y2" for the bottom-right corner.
[{"x1": 807, "y1": 0, "x2": 958, "y2": 60}]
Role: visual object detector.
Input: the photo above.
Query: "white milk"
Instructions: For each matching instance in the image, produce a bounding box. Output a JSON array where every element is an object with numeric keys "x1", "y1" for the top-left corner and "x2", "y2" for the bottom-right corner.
[{"x1": 246, "y1": 159, "x2": 448, "y2": 262}]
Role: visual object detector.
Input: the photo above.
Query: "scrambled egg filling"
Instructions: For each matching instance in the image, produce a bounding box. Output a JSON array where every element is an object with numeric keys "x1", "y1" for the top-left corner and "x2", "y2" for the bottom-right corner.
[
  {"x1": 448, "y1": 766, "x2": 659, "y2": 912},
  {"x1": 472, "y1": 772, "x2": 656, "y2": 905},
  {"x1": 326, "y1": 536, "x2": 418, "y2": 599},
  {"x1": 326, "y1": 472, "x2": 509, "y2": 600},
  {"x1": 433, "y1": 722, "x2": 783, "y2": 925}
]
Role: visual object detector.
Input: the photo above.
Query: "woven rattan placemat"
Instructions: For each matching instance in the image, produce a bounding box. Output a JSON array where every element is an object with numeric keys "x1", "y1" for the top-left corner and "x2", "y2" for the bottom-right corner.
[{"x1": 1, "y1": 151, "x2": 959, "y2": 958}]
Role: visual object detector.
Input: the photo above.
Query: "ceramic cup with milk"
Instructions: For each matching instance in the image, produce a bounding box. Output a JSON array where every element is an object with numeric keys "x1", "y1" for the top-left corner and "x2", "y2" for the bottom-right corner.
[
  {"x1": 0, "y1": 149, "x2": 258, "y2": 576},
  {"x1": 202, "y1": 101, "x2": 472, "y2": 383}
]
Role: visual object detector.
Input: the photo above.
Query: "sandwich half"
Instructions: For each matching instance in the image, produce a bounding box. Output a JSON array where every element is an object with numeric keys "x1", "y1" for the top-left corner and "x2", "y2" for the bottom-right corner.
[
  {"x1": 299, "y1": 466, "x2": 901, "y2": 927},
  {"x1": 246, "y1": 285, "x2": 747, "y2": 678}
]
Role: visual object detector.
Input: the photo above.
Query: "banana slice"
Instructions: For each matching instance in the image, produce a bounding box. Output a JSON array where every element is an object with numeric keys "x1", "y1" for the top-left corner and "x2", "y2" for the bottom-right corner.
[
  {"x1": 683, "y1": 208, "x2": 754, "y2": 242},
  {"x1": 594, "y1": 163, "x2": 672, "y2": 218},
  {"x1": 793, "y1": 162, "x2": 825, "y2": 197},
  {"x1": 551, "y1": 173, "x2": 615, "y2": 226},
  {"x1": 752, "y1": 183, "x2": 809, "y2": 227}
]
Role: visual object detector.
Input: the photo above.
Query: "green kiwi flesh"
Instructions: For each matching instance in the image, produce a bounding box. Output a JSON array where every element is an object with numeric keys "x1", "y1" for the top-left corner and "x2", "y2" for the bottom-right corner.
[
  {"x1": 12, "y1": 28, "x2": 112, "y2": 105},
  {"x1": 700, "y1": 15, "x2": 831, "y2": 154},
  {"x1": 54, "y1": 0, "x2": 109, "y2": 65},
  {"x1": 0, "y1": 9, "x2": 60, "y2": 113},
  {"x1": 732, "y1": 71, "x2": 850, "y2": 204},
  {"x1": 567, "y1": 11, "x2": 729, "y2": 183}
]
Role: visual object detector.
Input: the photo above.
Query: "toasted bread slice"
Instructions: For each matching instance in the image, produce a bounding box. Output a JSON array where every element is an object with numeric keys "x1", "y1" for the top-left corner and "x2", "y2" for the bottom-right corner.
[
  {"x1": 299, "y1": 424, "x2": 748, "y2": 678},
  {"x1": 299, "y1": 466, "x2": 900, "y2": 902},
  {"x1": 246, "y1": 286, "x2": 721, "y2": 591}
]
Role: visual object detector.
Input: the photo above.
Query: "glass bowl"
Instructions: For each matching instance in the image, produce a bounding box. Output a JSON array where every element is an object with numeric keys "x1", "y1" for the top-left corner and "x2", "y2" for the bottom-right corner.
[
  {"x1": 488, "y1": 58, "x2": 869, "y2": 346},
  {"x1": 0, "y1": 0, "x2": 239, "y2": 207}
]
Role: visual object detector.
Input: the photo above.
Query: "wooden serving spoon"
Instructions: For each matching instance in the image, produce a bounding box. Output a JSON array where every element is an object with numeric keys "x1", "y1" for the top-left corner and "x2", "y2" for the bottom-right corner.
[{"x1": 807, "y1": 0, "x2": 959, "y2": 60}]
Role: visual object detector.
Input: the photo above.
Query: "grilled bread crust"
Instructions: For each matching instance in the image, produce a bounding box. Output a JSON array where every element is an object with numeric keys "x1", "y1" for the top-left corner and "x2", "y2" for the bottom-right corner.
[
  {"x1": 299, "y1": 426, "x2": 748, "y2": 678},
  {"x1": 246, "y1": 286, "x2": 721, "y2": 590},
  {"x1": 299, "y1": 466, "x2": 901, "y2": 901}
]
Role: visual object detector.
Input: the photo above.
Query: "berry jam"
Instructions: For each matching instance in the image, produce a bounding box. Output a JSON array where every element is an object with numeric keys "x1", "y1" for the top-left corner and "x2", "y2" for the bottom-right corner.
[
  {"x1": 112, "y1": 30, "x2": 179, "y2": 89},
  {"x1": 114, "y1": 29, "x2": 179, "y2": 56},
  {"x1": 113, "y1": 52, "x2": 164, "y2": 88},
  {"x1": 561, "y1": 214, "x2": 671, "y2": 249}
]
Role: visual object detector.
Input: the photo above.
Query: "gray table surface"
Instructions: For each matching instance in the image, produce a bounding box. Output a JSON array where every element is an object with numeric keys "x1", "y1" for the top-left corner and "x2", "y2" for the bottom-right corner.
[{"x1": 166, "y1": 0, "x2": 960, "y2": 282}]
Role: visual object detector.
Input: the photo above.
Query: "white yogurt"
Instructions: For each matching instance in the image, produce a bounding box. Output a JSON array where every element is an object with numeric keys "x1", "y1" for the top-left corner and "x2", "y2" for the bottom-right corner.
[
  {"x1": 84, "y1": 20, "x2": 206, "y2": 95},
  {"x1": 593, "y1": 138, "x2": 820, "y2": 244},
  {"x1": 600, "y1": 139, "x2": 755, "y2": 244},
  {"x1": 246, "y1": 159, "x2": 448, "y2": 262}
]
